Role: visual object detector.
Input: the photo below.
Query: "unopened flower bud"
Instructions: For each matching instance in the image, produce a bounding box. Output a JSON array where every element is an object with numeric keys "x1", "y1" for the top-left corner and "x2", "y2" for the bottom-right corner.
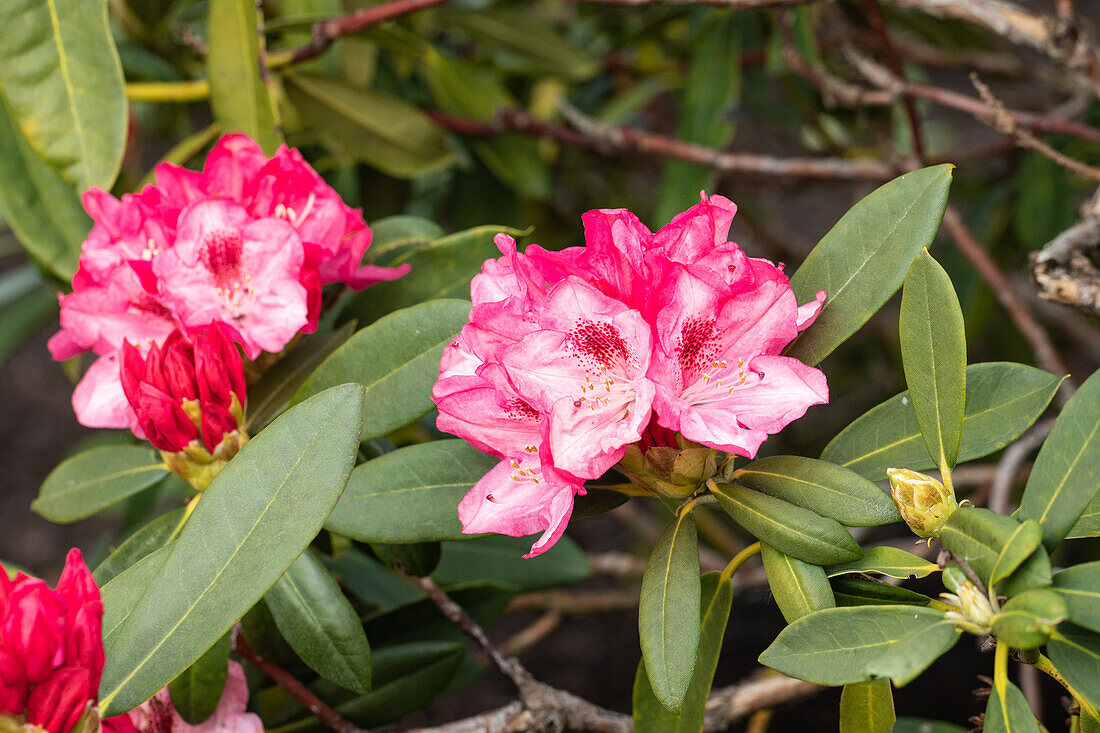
[
  {"x1": 0, "y1": 650, "x2": 26, "y2": 714},
  {"x1": 887, "y1": 468, "x2": 958, "y2": 538},
  {"x1": 942, "y1": 581, "x2": 995, "y2": 632},
  {"x1": 617, "y1": 437, "x2": 719, "y2": 498},
  {"x1": 26, "y1": 666, "x2": 93, "y2": 733}
]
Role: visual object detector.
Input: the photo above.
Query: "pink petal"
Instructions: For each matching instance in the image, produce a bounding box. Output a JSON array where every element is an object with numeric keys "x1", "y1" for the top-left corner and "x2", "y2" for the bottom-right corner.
[
  {"x1": 796, "y1": 290, "x2": 826, "y2": 331},
  {"x1": 652, "y1": 191, "x2": 737, "y2": 264},
  {"x1": 71, "y1": 354, "x2": 136, "y2": 430}
]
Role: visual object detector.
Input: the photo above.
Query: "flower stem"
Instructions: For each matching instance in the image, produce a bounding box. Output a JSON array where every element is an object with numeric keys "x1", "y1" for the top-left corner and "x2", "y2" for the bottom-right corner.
[
  {"x1": 126, "y1": 80, "x2": 210, "y2": 102},
  {"x1": 994, "y1": 639, "x2": 1009, "y2": 698},
  {"x1": 719, "y1": 542, "x2": 761, "y2": 586},
  {"x1": 1035, "y1": 652, "x2": 1100, "y2": 720},
  {"x1": 166, "y1": 495, "x2": 200, "y2": 544}
]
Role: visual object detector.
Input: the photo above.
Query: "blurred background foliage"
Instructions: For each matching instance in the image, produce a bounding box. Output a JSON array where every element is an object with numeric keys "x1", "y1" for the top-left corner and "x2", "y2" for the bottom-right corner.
[{"x1": 2, "y1": 0, "x2": 1100, "y2": 728}]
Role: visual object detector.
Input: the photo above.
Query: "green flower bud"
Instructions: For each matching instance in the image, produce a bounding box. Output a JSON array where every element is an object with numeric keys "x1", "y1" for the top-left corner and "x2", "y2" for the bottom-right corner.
[
  {"x1": 161, "y1": 428, "x2": 249, "y2": 491},
  {"x1": 941, "y1": 563, "x2": 968, "y2": 593},
  {"x1": 942, "y1": 580, "x2": 995, "y2": 632},
  {"x1": 887, "y1": 468, "x2": 958, "y2": 539},
  {"x1": 618, "y1": 440, "x2": 719, "y2": 498}
]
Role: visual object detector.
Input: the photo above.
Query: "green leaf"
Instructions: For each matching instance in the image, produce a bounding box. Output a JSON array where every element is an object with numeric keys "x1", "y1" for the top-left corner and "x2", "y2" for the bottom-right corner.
[
  {"x1": 100, "y1": 543, "x2": 175, "y2": 649},
  {"x1": 285, "y1": 73, "x2": 452, "y2": 179},
  {"x1": 340, "y1": 225, "x2": 524, "y2": 325},
  {"x1": 712, "y1": 482, "x2": 862, "y2": 565},
  {"x1": 787, "y1": 165, "x2": 953, "y2": 366},
  {"x1": 93, "y1": 508, "x2": 185, "y2": 585},
  {"x1": 372, "y1": 542, "x2": 440, "y2": 578},
  {"x1": 639, "y1": 512, "x2": 701, "y2": 712},
  {"x1": 1068, "y1": 494, "x2": 1100, "y2": 539},
  {"x1": 98, "y1": 385, "x2": 365, "y2": 715},
  {"x1": 634, "y1": 573, "x2": 733, "y2": 733},
  {"x1": 295, "y1": 299, "x2": 470, "y2": 441},
  {"x1": 1053, "y1": 562, "x2": 1100, "y2": 634},
  {"x1": 759, "y1": 605, "x2": 959, "y2": 686},
  {"x1": 761, "y1": 543, "x2": 835, "y2": 624},
  {"x1": 839, "y1": 679, "x2": 895, "y2": 733},
  {"x1": 325, "y1": 440, "x2": 496, "y2": 544},
  {"x1": 989, "y1": 520, "x2": 1043, "y2": 588},
  {"x1": 984, "y1": 680, "x2": 1041, "y2": 733},
  {"x1": 207, "y1": 0, "x2": 279, "y2": 154},
  {"x1": 432, "y1": 535, "x2": 590, "y2": 592},
  {"x1": 168, "y1": 634, "x2": 229, "y2": 724},
  {"x1": 421, "y1": 48, "x2": 549, "y2": 199},
  {"x1": 1018, "y1": 367, "x2": 1100, "y2": 551},
  {"x1": 826, "y1": 546, "x2": 938, "y2": 580},
  {"x1": 1048, "y1": 624, "x2": 1100, "y2": 710},
  {"x1": 368, "y1": 215, "x2": 445, "y2": 263},
  {"x1": 266, "y1": 550, "x2": 371, "y2": 694},
  {"x1": 894, "y1": 718, "x2": 967, "y2": 733},
  {"x1": 939, "y1": 507, "x2": 1052, "y2": 595},
  {"x1": 654, "y1": 11, "x2": 741, "y2": 224},
  {"x1": 322, "y1": 548, "x2": 422, "y2": 611},
  {"x1": 0, "y1": 96, "x2": 87, "y2": 280},
  {"x1": 831, "y1": 577, "x2": 933, "y2": 607},
  {"x1": 0, "y1": 0, "x2": 125, "y2": 190},
  {"x1": 33, "y1": 446, "x2": 168, "y2": 523},
  {"x1": 899, "y1": 250, "x2": 967, "y2": 471},
  {"x1": 822, "y1": 363, "x2": 1063, "y2": 481},
  {"x1": 1083, "y1": 712, "x2": 1100, "y2": 733},
  {"x1": 362, "y1": 581, "x2": 515, "y2": 646},
  {"x1": 991, "y1": 589, "x2": 1066, "y2": 650},
  {"x1": 733, "y1": 456, "x2": 899, "y2": 527},
  {"x1": 245, "y1": 322, "x2": 355, "y2": 430}
]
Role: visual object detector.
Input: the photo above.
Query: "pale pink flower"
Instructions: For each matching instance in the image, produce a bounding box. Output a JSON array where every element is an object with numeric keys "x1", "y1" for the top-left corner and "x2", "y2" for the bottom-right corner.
[
  {"x1": 103, "y1": 661, "x2": 262, "y2": 733},
  {"x1": 153, "y1": 199, "x2": 308, "y2": 359}
]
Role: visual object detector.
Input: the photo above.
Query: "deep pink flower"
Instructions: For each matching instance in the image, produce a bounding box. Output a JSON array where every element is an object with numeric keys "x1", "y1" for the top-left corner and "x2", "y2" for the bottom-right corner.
[
  {"x1": 0, "y1": 550, "x2": 105, "y2": 733},
  {"x1": 152, "y1": 199, "x2": 308, "y2": 358},
  {"x1": 121, "y1": 323, "x2": 246, "y2": 453},
  {"x1": 104, "y1": 660, "x2": 263, "y2": 733}
]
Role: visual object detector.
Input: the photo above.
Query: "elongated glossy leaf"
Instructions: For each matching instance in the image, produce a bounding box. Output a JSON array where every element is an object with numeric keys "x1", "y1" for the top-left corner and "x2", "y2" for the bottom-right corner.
[
  {"x1": 634, "y1": 573, "x2": 732, "y2": 732},
  {"x1": 831, "y1": 577, "x2": 933, "y2": 607},
  {"x1": 787, "y1": 165, "x2": 953, "y2": 365},
  {"x1": 734, "y1": 456, "x2": 899, "y2": 527},
  {"x1": 899, "y1": 250, "x2": 966, "y2": 471},
  {"x1": 368, "y1": 215, "x2": 445, "y2": 264},
  {"x1": 98, "y1": 385, "x2": 365, "y2": 714},
  {"x1": 840, "y1": 679, "x2": 894, "y2": 733},
  {"x1": 296, "y1": 300, "x2": 470, "y2": 440},
  {"x1": 326, "y1": 440, "x2": 496, "y2": 543},
  {"x1": 0, "y1": 97, "x2": 86, "y2": 279},
  {"x1": 94, "y1": 508, "x2": 185, "y2": 585},
  {"x1": 826, "y1": 546, "x2": 938, "y2": 580},
  {"x1": 1069, "y1": 494, "x2": 1100, "y2": 539},
  {"x1": 246, "y1": 322, "x2": 355, "y2": 430},
  {"x1": 285, "y1": 73, "x2": 452, "y2": 179},
  {"x1": 989, "y1": 520, "x2": 1043, "y2": 587},
  {"x1": 712, "y1": 482, "x2": 861, "y2": 565},
  {"x1": 432, "y1": 535, "x2": 589, "y2": 591},
  {"x1": 822, "y1": 363, "x2": 1062, "y2": 481},
  {"x1": 421, "y1": 48, "x2": 549, "y2": 199},
  {"x1": 266, "y1": 551, "x2": 371, "y2": 694},
  {"x1": 169, "y1": 634, "x2": 229, "y2": 724},
  {"x1": 939, "y1": 507, "x2": 1052, "y2": 595},
  {"x1": 1053, "y1": 562, "x2": 1100, "y2": 634},
  {"x1": 991, "y1": 589, "x2": 1066, "y2": 650},
  {"x1": 34, "y1": 446, "x2": 167, "y2": 523},
  {"x1": 323, "y1": 548, "x2": 422, "y2": 611},
  {"x1": 984, "y1": 680, "x2": 1040, "y2": 733},
  {"x1": 639, "y1": 512, "x2": 700, "y2": 712},
  {"x1": 340, "y1": 225, "x2": 524, "y2": 324},
  {"x1": 759, "y1": 605, "x2": 959, "y2": 686},
  {"x1": 207, "y1": 0, "x2": 279, "y2": 154},
  {"x1": 0, "y1": 0, "x2": 125, "y2": 190},
  {"x1": 762, "y1": 543, "x2": 834, "y2": 623},
  {"x1": 1019, "y1": 368, "x2": 1100, "y2": 551},
  {"x1": 100, "y1": 543, "x2": 175, "y2": 649},
  {"x1": 1049, "y1": 624, "x2": 1100, "y2": 710}
]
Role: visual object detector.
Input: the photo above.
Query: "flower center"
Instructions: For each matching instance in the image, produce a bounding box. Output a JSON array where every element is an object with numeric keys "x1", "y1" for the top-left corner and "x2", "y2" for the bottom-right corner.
[
  {"x1": 677, "y1": 317, "x2": 752, "y2": 405},
  {"x1": 567, "y1": 319, "x2": 638, "y2": 415},
  {"x1": 274, "y1": 192, "x2": 317, "y2": 228},
  {"x1": 201, "y1": 229, "x2": 255, "y2": 316}
]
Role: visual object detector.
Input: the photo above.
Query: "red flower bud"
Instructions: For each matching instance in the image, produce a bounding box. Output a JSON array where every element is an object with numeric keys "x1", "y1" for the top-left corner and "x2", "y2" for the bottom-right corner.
[
  {"x1": 1, "y1": 578, "x2": 65, "y2": 684},
  {"x1": 26, "y1": 665, "x2": 94, "y2": 733},
  {"x1": 56, "y1": 550, "x2": 104, "y2": 690},
  {"x1": 0, "y1": 647, "x2": 27, "y2": 714},
  {"x1": 101, "y1": 714, "x2": 141, "y2": 733}
]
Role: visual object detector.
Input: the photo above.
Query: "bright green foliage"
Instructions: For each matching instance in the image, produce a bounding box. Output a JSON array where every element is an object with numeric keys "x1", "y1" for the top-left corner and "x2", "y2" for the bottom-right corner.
[
  {"x1": 712, "y1": 482, "x2": 862, "y2": 565},
  {"x1": 639, "y1": 511, "x2": 700, "y2": 712},
  {"x1": 787, "y1": 165, "x2": 953, "y2": 366},
  {"x1": 989, "y1": 521, "x2": 1044, "y2": 588},
  {"x1": 899, "y1": 250, "x2": 967, "y2": 472},
  {"x1": 1048, "y1": 625, "x2": 1100, "y2": 711},
  {"x1": 1018, "y1": 368, "x2": 1100, "y2": 551},
  {"x1": 939, "y1": 507, "x2": 1052, "y2": 595},
  {"x1": 93, "y1": 508, "x2": 185, "y2": 585},
  {"x1": 839, "y1": 679, "x2": 895, "y2": 733},
  {"x1": 984, "y1": 681, "x2": 1041, "y2": 733},
  {"x1": 34, "y1": 446, "x2": 167, "y2": 523},
  {"x1": 826, "y1": 546, "x2": 939, "y2": 580},
  {"x1": 761, "y1": 544, "x2": 835, "y2": 623},
  {"x1": 831, "y1": 577, "x2": 934, "y2": 607},
  {"x1": 822, "y1": 363, "x2": 1062, "y2": 481},
  {"x1": 991, "y1": 590, "x2": 1067, "y2": 650},
  {"x1": 207, "y1": 0, "x2": 279, "y2": 153},
  {"x1": 1053, "y1": 562, "x2": 1100, "y2": 634}
]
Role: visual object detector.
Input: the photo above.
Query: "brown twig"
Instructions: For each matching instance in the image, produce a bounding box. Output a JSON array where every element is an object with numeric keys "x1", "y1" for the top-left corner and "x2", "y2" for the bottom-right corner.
[
  {"x1": 502, "y1": 611, "x2": 564, "y2": 656},
  {"x1": 941, "y1": 206, "x2": 1075, "y2": 406},
  {"x1": 281, "y1": 0, "x2": 451, "y2": 65},
  {"x1": 989, "y1": 418, "x2": 1054, "y2": 515},
  {"x1": 578, "y1": 0, "x2": 819, "y2": 7},
  {"x1": 1031, "y1": 204, "x2": 1100, "y2": 317},
  {"x1": 864, "y1": 0, "x2": 926, "y2": 161},
  {"x1": 586, "y1": 551, "x2": 648, "y2": 577},
  {"x1": 508, "y1": 588, "x2": 641, "y2": 614},
  {"x1": 234, "y1": 631, "x2": 364, "y2": 733},
  {"x1": 703, "y1": 675, "x2": 824, "y2": 730}
]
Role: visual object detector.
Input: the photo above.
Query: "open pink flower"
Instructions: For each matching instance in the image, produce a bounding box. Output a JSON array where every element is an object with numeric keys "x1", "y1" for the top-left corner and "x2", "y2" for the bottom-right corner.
[
  {"x1": 153, "y1": 199, "x2": 308, "y2": 359},
  {"x1": 103, "y1": 661, "x2": 262, "y2": 733}
]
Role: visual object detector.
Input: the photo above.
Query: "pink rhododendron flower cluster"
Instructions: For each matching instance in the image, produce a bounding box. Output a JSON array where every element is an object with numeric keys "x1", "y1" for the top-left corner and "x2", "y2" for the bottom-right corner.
[
  {"x1": 50, "y1": 134, "x2": 407, "y2": 438},
  {"x1": 433, "y1": 194, "x2": 828, "y2": 557},
  {"x1": 0, "y1": 550, "x2": 104, "y2": 733},
  {"x1": 102, "y1": 661, "x2": 262, "y2": 733}
]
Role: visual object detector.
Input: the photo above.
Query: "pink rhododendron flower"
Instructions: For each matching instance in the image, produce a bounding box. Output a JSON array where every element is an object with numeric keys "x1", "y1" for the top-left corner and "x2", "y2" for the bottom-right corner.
[
  {"x1": 103, "y1": 661, "x2": 263, "y2": 733},
  {"x1": 0, "y1": 550, "x2": 105, "y2": 733},
  {"x1": 434, "y1": 192, "x2": 828, "y2": 557}
]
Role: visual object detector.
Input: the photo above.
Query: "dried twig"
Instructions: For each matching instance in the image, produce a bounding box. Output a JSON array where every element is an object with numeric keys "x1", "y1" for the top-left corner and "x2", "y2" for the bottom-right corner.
[
  {"x1": 1031, "y1": 211, "x2": 1100, "y2": 317},
  {"x1": 703, "y1": 675, "x2": 824, "y2": 731}
]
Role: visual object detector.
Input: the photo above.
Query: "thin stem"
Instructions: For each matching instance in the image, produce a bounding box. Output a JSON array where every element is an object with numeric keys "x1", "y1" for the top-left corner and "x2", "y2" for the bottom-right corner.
[
  {"x1": 126, "y1": 80, "x2": 210, "y2": 102},
  {"x1": 165, "y1": 495, "x2": 200, "y2": 544},
  {"x1": 994, "y1": 639, "x2": 1009, "y2": 698},
  {"x1": 1035, "y1": 653, "x2": 1100, "y2": 720},
  {"x1": 719, "y1": 542, "x2": 762, "y2": 586}
]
